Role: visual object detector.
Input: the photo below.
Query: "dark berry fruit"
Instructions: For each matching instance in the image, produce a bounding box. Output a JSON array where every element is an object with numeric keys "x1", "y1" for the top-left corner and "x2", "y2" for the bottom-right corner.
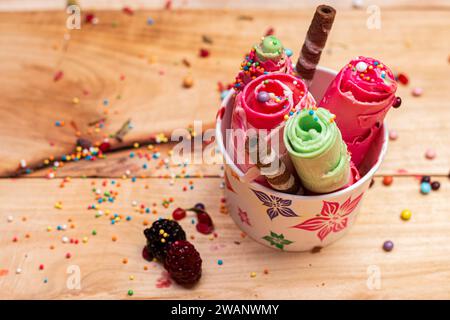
[
  {"x1": 143, "y1": 219, "x2": 186, "y2": 262},
  {"x1": 172, "y1": 208, "x2": 186, "y2": 221},
  {"x1": 164, "y1": 241, "x2": 202, "y2": 285},
  {"x1": 142, "y1": 246, "x2": 153, "y2": 262},
  {"x1": 196, "y1": 211, "x2": 214, "y2": 235}
]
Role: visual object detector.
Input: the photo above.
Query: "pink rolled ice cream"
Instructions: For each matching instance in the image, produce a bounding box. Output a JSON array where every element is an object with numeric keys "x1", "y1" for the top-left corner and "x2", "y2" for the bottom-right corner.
[
  {"x1": 230, "y1": 73, "x2": 316, "y2": 181},
  {"x1": 319, "y1": 56, "x2": 398, "y2": 167}
]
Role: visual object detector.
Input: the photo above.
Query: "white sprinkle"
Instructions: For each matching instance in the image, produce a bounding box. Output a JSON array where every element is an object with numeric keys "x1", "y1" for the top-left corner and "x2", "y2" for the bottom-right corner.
[
  {"x1": 16, "y1": 268, "x2": 22, "y2": 274},
  {"x1": 62, "y1": 236, "x2": 69, "y2": 243},
  {"x1": 131, "y1": 200, "x2": 138, "y2": 207},
  {"x1": 352, "y1": 0, "x2": 364, "y2": 9},
  {"x1": 7, "y1": 215, "x2": 14, "y2": 222},
  {"x1": 356, "y1": 61, "x2": 368, "y2": 72},
  {"x1": 20, "y1": 159, "x2": 27, "y2": 168}
]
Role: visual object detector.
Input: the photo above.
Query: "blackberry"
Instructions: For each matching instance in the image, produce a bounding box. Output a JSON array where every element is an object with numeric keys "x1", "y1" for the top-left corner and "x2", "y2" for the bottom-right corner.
[
  {"x1": 143, "y1": 219, "x2": 186, "y2": 262},
  {"x1": 164, "y1": 241, "x2": 202, "y2": 285}
]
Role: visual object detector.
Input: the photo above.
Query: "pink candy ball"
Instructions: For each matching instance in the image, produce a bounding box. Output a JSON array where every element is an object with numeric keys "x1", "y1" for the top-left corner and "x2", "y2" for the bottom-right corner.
[
  {"x1": 389, "y1": 130, "x2": 398, "y2": 141},
  {"x1": 412, "y1": 87, "x2": 423, "y2": 97},
  {"x1": 425, "y1": 148, "x2": 436, "y2": 160}
]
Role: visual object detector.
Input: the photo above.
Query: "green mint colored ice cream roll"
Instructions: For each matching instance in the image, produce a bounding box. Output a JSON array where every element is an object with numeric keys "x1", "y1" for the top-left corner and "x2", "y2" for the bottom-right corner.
[
  {"x1": 284, "y1": 107, "x2": 351, "y2": 193},
  {"x1": 254, "y1": 35, "x2": 284, "y2": 62}
]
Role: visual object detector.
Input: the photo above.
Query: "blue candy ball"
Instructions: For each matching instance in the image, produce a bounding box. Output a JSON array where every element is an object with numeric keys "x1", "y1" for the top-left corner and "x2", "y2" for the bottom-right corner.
[
  {"x1": 285, "y1": 48, "x2": 293, "y2": 57},
  {"x1": 420, "y1": 182, "x2": 431, "y2": 194}
]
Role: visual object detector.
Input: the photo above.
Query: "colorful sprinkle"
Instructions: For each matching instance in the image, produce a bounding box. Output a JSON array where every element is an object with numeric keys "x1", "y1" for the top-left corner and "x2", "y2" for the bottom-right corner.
[
  {"x1": 431, "y1": 181, "x2": 441, "y2": 191},
  {"x1": 425, "y1": 148, "x2": 436, "y2": 160},
  {"x1": 383, "y1": 240, "x2": 394, "y2": 252},
  {"x1": 382, "y1": 176, "x2": 393, "y2": 186},
  {"x1": 420, "y1": 182, "x2": 431, "y2": 194},
  {"x1": 400, "y1": 209, "x2": 412, "y2": 221},
  {"x1": 389, "y1": 130, "x2": 398, "y2": 140}
]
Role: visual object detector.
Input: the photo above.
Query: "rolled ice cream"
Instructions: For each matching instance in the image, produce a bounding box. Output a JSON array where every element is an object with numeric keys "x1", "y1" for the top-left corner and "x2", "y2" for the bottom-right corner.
[{"x1": 319, "y1": 56, "x2": 398, "y2": 166}]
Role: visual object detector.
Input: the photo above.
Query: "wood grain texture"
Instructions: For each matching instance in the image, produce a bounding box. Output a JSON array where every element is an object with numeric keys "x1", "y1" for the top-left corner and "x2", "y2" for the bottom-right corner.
[
  {"x1": 0, "y1": 9, "x2": 449, "y2": 177},
  {"x1": 1, "y1": 0, "x2": 450, "y2": 11},
  {"x1": 26, "y1": 141, "x2": 224, "y2": 178},
  {"x1": 0, "y1": 177, "x2": 449, "y2": 299}
]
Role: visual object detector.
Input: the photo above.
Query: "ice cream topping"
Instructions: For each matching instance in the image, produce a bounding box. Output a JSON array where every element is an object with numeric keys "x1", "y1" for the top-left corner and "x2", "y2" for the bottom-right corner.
[
  {"x1": 340, "y1": 56, "x2": 397, "y2": 102},
  {"x1": 237, "y1": 73, "x2": 307, "y2": 130},
  {"x1": 233, "y1": 36, "x2": 293, "y2": 91},
  {"x1": 254, "y1": 35, "x2": 284, "y2": 62}
]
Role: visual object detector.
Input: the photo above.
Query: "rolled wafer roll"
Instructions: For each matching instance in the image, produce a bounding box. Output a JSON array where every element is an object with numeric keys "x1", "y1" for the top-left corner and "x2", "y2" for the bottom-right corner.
[
  {"x1": 284, "y1": 107, "x2": 352, "y2": 194},
  {"x1": 246, "y1": 134, "x2": 302, "y2": 195},
  {"x1": 296, "y1": 5, "x2": 336, "y2": 82}
]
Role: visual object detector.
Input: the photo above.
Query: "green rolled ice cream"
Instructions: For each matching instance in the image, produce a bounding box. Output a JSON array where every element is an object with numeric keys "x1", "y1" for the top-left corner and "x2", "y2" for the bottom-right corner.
[
  {"x1": 284, "y1": 108, "x2": 351, "y2": 193},
  {"x1": 254, "y1": 35, "x2": 284, "y2": 62}
]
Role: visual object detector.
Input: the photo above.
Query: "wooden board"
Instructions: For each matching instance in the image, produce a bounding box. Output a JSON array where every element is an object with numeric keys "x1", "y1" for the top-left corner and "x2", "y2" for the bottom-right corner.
[
  {"x1": 1, "y1": 8, "x2": 449, "y2": 177},
  {"x1": 1, "y1": 0, "x2": 450, "y2": 11},
  {"x1": 0, "y1": 176, "x2": 449, "y2": 299}
]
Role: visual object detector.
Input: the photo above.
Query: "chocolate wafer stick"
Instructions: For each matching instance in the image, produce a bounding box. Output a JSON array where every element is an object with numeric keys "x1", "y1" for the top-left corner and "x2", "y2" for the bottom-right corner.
[
  {"x1": 246, "y1": 133, "x2": 303, "y2": 195},
  {"x1": 296, "y1": 5, "x2": 336, "y2": 82}
]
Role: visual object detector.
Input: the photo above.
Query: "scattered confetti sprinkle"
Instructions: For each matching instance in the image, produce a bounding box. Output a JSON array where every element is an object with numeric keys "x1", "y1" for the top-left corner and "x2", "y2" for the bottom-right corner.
[
  {"x1": 431, "y1": 181, "x2": 440, "y2": 191},
  {"x1": 420, "y1": 182, "x2": 431, "y2": 194},
  {"x1": 425, "y1": 148, "x2": 436, "y2": 160},
  {"x1": 199, "y1": 48, "x2": 210, "y2": 58},
  {"x1": 383, "y1": 240, "x2": 394, "y2": 252},
  {"x1": 382, "y1": 176, "x2": 393, "y2": 186},
  {"x1": 389, "y1": 130, "x2": 398, "y2": 141},
  {"x1": 412, "y1": 87, "x2": 423, "y2": 97},
  {"x1": 182, "y1": 76, "x2": 194, "y2": 88},
  {"x1": 401, "y1": 209, "x2": 412, "y2": 221},
  {"x1": 53, "y1": 70, "x2": 64, "y2": 82}
]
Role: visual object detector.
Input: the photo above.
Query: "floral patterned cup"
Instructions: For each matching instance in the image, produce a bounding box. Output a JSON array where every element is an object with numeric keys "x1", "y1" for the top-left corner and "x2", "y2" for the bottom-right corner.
[{"x1": 216, "y1": 67, "x2": 388, "y2": 251}]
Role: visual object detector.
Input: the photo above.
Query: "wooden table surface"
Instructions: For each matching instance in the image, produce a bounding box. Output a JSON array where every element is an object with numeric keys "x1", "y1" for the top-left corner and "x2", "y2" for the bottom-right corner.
[{"x1": 0, "y1": 3, "x2": 449, "y2": 299}]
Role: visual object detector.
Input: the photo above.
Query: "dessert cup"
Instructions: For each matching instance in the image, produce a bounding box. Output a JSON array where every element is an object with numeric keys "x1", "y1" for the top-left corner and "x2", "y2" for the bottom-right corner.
[{"x1": 216, "y1": 67, "x2": 388, "y2": 251}]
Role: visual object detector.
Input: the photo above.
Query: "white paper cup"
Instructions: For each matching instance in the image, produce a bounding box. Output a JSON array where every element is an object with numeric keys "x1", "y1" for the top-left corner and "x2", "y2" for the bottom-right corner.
[{"x1": 216, "y1": 67, "x2": 388, "y2": 251}]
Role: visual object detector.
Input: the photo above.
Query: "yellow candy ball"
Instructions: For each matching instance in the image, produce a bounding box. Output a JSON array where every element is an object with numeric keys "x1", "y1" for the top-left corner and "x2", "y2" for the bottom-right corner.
[{"x1": 401, "y1": 209, "x2": 412, "y2": 221}]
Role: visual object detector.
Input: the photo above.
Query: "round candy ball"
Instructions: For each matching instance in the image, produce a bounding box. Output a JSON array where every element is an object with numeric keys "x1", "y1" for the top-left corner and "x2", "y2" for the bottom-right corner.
[
  {"x1": 425, "y1": 148, "x2": 436, "y2": 160},
  {"x1": 389, "y1": 130, "x2": 398, "y2": 141},
  {"x1": 431, "y1": 181, "x2": 440, "y2": 191},
  {"x1": 401, "y1": 209, "x2": 412, "y2": 221},
  {"x1": 392, "y1": 96, "x2": 402, "y2": 108},
  {"x1": 285, "y1": 48, "x2": 293, "y2": 57},
  {"x1": 257, "y1": 91, "x2": 270, "y2": 103},
  {"x1": 383, "y1": 176, "x2": 393, "y2": 186},
  {"x1": 383, "y1": 240, "x2": 394, "y2": 252},
  {"x1": 421, "y1": 176, "x2": 431, "y2": 183},
  {"x1": 356, "y1": 61, "x2": 368, "y2": 72},
  {"x1": 420, "y1": 182, "x2": 431, "y2": 195}
]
